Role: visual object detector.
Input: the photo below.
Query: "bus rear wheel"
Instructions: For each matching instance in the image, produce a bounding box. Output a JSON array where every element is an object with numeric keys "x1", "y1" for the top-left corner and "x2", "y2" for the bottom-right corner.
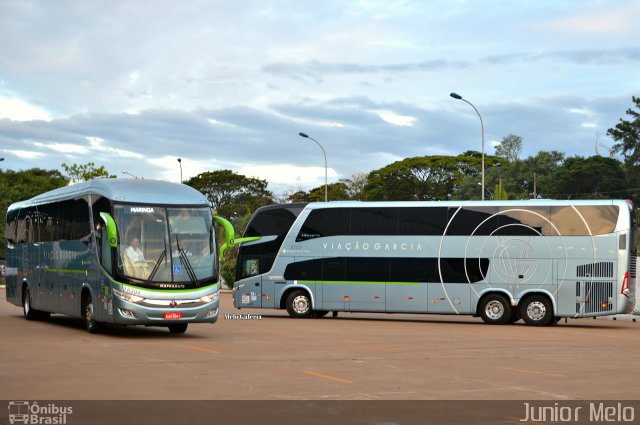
[
  {"x1": 520, "y1": 294, "x2": 553, "y2": 326},
  {"x1": 22, "y1": 286, "x2": 49, "y2": 321},
  {"x1": 479, "y1": 293, "x2": 512, "y2": 325},
  {"x1": 168, "y1": 324, "x2": 188, "y2": 334},
  {"x1": 285, "y1": 290, "x2": 312, "y2": 318}
]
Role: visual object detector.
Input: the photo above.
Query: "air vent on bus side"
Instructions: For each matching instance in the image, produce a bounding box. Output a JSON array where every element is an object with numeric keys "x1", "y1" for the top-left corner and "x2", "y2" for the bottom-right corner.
[
  {"x1": 575, "y1": 281, "x2": 614, "y2": 314},
  {"x1": 576, "y1": 262, "x2": 614, "y2": 278}
]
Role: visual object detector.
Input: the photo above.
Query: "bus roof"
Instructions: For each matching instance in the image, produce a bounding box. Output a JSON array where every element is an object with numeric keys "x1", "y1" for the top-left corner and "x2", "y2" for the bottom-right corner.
[
  {"x1": 278, "y1": 199, "x2": 630, "y2": 211},
  {"x1": 8, "y1": 178, "x2": 210, "y2": 210}
]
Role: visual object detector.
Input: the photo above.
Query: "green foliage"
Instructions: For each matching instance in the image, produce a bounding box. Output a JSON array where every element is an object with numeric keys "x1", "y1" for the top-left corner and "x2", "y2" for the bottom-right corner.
[
  {"x1": 542, "y1": 156, "x2": 627, "y2": 199},
  {"x1": 61, "y1": 162, "x2": 116, "y2": 184},
  {"x1": 287, "y1": 182, "x2": 350, "y2": 202},
  {"x1": 0, "y1": 168, "x2": 68, "y2": 258},
  {"x1": 217, "y1": 214, "x2": 252, "y2": 288},
  {"x1": 493, "y1": 180, "x2": 509, "y2": 200},
  {"x1": 494, "y1": 134, "x2": 523, "y2": 163},
  {"x1": 364, "y1": 153, "x2": 502, "y2": 201},
  {"x1": 184, "y1": 169, "x2": 273, "y2": 219},
  {"x1": 608, "y1": 96, "x2": 640, "y2": 168}
]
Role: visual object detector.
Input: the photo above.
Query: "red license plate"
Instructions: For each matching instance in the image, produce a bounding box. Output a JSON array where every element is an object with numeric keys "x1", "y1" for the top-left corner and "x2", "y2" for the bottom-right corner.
[{"x1": 164, "y1": 312, "x2": 183, "y2": 320}]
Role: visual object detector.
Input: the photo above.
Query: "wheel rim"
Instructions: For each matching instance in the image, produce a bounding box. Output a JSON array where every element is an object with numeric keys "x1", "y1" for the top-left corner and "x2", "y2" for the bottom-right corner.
[
  {"x1": 24, "y1": 291, "x2": 30, "y2": 315},
  {"x1": 86, "y1": 303, "x2": 95, "y2": 327},
  {"x1": 292, "y1": 295, "x2": 310, "y2": 314},
  {"x1": 526, "y1": 301, "x2": 546, "y2": 321},
  {"x1": 485, "y1": 300, "x2": 505, "y2": 320}
]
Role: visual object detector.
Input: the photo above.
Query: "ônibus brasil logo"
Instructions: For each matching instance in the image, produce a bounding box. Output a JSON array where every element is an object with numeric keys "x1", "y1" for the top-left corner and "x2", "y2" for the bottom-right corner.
[{"x1": 7, "y1": 401, "x2": 73, "y2": 424}]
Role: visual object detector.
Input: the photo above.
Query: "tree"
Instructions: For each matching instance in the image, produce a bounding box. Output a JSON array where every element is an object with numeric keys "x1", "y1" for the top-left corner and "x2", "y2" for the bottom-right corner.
[
  {"x1": 608, "y1": 96, "x2": 640, "y2": 167},
  {"x1": 287, "y1": 183, "x2": 350, "y2": 202},
  {"x1": 542, "y1": 156, "x2": 627, "y2": 199},
  {"x1": 61, "y1": 162, "x2": 116, "y2": 184},
  {"x1": 494, "y1": 134, "x2": 522, "y2": 162},
  {"x1": 339, "y1": 172, "x2": 368, "y2": 200},
  {"x1": 363, "y1": 153, "x2": 502, "y2": 201},
  {"x1": 0, "y1": 168, "x2": 68, "y2": 258},
  {"x1": 452, "y1": 150, "x2": 565, "y2": 200},
  {"x1": 184, "y1": 170, "x2": 273, "y2": 219}
]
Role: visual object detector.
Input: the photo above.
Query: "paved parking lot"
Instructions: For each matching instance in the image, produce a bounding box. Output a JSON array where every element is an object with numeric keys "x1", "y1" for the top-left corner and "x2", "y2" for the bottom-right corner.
[{"x1": 1, "y1": 290, "x2": 639, "y2": 401}]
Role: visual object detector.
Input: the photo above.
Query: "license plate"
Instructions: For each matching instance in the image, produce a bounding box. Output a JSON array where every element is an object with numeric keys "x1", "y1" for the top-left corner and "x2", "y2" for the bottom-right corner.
[{"x1": 164, "y1": 312, "x2": 183, "y2": 320}]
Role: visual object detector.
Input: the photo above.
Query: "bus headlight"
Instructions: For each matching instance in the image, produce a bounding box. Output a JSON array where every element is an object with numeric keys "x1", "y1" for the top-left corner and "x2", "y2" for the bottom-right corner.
[
  {"x1": 199, "y1": 292, "x2": 219, "y2": 303},
  {"x1": 113, "y1": 288, "x2": 145, "y2": 304}
]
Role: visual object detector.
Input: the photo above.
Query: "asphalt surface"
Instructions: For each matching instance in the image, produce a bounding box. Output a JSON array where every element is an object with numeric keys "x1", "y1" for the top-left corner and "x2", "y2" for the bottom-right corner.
[{"x1": 1, "y1": 290, "x2": 640, "y2": 401}]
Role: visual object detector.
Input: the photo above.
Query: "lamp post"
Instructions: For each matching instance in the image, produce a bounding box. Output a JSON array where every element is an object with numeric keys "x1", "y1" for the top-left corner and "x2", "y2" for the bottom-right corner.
[
  {"x1": 299, "y1": 132, "x2": 328, "y2": 202},
  {"x1": 450, "y1": 92, "x2": 485, "y2": 200},
  {"x1": 177, "y1": 158, "x2": 183, "y2": 183},
  {"x1": 122, "y1": 170, "x2": 139, "y2": 179}
]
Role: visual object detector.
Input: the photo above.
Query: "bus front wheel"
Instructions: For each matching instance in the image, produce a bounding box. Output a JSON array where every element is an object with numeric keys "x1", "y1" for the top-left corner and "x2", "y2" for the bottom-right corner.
[
  {"x1": 285, "y1": 290, "x2": 312, "y2": 318},
  {"x1": 520, "y1": 294, "x2": 553, "y2": 326},
  {"x1": 82, "y1": 295, "x2": 103, "y2": 334},
  {"x1": 479, "y1": 293, "x2": 512, "y2": 325},
  {"x1": 168, "y1": 324, "x2": 188, "y2": 334}
]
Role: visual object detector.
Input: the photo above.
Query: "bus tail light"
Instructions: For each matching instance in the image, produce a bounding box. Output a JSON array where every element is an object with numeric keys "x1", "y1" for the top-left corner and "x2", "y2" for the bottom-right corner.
[{"x1": 621, "y1": 271, "x2": 630, "y2": 297}]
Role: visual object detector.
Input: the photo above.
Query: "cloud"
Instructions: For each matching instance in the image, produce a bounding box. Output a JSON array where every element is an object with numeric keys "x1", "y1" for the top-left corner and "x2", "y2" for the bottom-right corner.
[
  {"x1": 263, "y1": 47, "x2": 640, "y2": 81},
  {"x1": 0, "y1": 97, "x2": 51, "y2": 121},
  {"x1": 541, "y1": 3, "x2": 640, "y2": 35}
]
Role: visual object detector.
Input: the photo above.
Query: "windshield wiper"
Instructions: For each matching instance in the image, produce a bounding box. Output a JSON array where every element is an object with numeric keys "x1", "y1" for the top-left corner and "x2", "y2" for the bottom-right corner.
[
  {"x1": 175, "y1": 235, "x2": 199, "y2": 285},
  {"x1": 146, "y1": 249, "x2": 166, "y2": 285}
]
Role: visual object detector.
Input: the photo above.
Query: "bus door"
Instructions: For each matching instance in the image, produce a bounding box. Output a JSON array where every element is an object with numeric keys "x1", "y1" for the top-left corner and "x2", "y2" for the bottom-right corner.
[{"x1": 236, "y1": 256, "x2": 263, "y2": 308}]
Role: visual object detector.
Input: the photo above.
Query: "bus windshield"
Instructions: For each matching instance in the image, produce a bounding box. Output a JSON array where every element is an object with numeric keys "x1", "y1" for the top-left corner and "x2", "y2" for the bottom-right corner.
[{"x1": 113, "y1": 204, "x2": 216, "y2": 286}]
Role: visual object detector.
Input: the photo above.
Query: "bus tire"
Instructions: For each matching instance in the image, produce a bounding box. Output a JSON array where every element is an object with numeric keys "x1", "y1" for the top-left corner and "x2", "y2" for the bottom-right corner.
[
  {"x1": 22, "y1": 286, "x2": 49, "y2": 321},
  {"x1": 168, "y1": 324, "x2": 188, "y2": 334},
  {"x1": 520, "y1": 294, "x2": 553, "y2": 326},
  {"x1": 285, "y1": 290, "x2": 312, "y2": 318},
  {"x1": 479, "y1": 293, "x2": 512, "y2": 325},
  {"x1": 82, "y1": 295, "x2": 103, "y2": 334}
]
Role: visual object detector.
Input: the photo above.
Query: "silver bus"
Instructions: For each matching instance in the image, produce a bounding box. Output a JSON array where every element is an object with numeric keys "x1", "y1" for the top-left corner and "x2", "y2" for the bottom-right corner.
[
  {"x1": 5, "y1": 179, "x2": 233, "y2": 334},
  {"x1": 232, "y1": 200, "x2": 637, "y2": 325}
]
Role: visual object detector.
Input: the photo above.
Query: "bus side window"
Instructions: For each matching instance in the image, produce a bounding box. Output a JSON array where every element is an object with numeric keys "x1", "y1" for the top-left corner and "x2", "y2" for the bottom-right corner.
[{"x1": 242, "y1": 258, "x2": 259, "y2": 278}]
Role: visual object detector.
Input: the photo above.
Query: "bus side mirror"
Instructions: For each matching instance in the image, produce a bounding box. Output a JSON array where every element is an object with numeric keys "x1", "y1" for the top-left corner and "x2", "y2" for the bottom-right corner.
[
  {"x1": 99, "y1": 212, "x2": 119, "y2": 248},
  {"x1": 213, "y1": 216, "x2": 260, "y2": 257}
]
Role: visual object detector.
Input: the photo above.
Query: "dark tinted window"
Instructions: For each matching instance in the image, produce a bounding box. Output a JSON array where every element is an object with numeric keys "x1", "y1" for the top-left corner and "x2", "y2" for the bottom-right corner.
[
  {"x1": 296, "y1": 209, "x2": 350, "y2": 241},
  {"x1": 323, "y1": 257, "x2": 346, "y2": 281},
  {"x1": 245, "y1": 207, "x2": 300, "y2": 238},
  {"x1": 351, "y1": 208, "x2": 398, "y2": 235},
  {"x1": 398, "y1": 207, "x2": 448, "y2": 235},
  {"x1": 498, "y1": 207, "x2": 550, "y2": 235},
  {"x1": 389, "y1": 258, "x2": 438, "y2": 282},
  {"x1": 237, "y1": 205, "x2": 305, "y2": 280},
  {"x1": 5, "y1": 209, "x2": 18, "y2": 243},
  {"x1": 446, "y1": 207, "x2": 500, "y2": 236},
  {"x1": 284, "y1": 257, "x2": 489, "y2": 283},
  {"x1": 551, "y1": 205, "x2": 618, "y2": 236},
  {"x1": 439, "y1": 258, "x2": 489, "y2": 283},
  {"x1": 345, "y1": 258, "x2": 389, "y2": 281}
]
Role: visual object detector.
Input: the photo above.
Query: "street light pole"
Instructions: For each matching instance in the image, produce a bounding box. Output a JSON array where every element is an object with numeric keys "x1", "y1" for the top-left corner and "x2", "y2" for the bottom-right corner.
[
  {"x1": 450, "y1": 92, "x2": 485, "y2": 200},
  {"x1": 177, "y1": 158, "x2": 183, "y2": 183},
  {"x1": 299, "y1": 132, "x2": 328, "y2": 202}
]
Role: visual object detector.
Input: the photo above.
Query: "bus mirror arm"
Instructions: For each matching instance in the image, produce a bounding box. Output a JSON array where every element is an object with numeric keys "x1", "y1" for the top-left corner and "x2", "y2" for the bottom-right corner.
[
  {"x1": 218, "y1": 236, "x2": 261, "y2": 258},
  {"x1": 99, "y1": 212, "x2": 119, "y2": 248}
]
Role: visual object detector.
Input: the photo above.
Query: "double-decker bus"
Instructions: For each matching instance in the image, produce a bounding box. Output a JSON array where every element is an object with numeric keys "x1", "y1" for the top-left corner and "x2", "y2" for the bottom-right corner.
[
  {"x1": 232, "y1": 200, "x2": 636, "y2": 326},
  {"x1": 5, "y1": 179, "x2": 235, "y2": 334}
]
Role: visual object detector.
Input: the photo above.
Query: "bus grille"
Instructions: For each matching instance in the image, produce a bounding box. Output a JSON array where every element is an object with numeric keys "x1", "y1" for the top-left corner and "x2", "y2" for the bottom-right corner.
[
  {"x1": 576, "y1": 262, "x2": 613, "y2": 278},
  {"x1": 575, "y1": 281, "x2": 614, "y2": 314},
  {"x1": 630, "y1": 256, "x2": 637, "y2": 279}
]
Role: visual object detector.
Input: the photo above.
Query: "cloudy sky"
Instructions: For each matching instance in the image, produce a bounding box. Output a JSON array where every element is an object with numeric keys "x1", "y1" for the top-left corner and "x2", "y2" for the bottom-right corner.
[{"x1": 1, "y1": 0, "x2": 639, "y2": 194}]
